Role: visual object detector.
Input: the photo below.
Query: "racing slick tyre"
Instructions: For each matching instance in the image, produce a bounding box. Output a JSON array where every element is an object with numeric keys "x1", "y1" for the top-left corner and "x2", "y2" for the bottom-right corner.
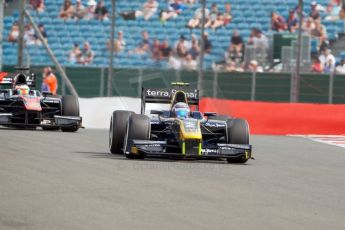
[
  {"x1": 226, "y1": 118, "x2": 250, "y2": 164},
  {"x1": 61, "y1": 95, "x2": 80, "y2": 132},
  {"x1": 109, "y1": 110, "x2": 133, "y2": 154},
  {"x1": 124, "y1": 114, "x2": 150, "y2": 159}
]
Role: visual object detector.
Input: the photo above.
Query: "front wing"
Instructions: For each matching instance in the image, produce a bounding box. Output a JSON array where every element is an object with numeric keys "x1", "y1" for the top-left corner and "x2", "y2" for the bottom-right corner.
[{"x1": 125, "y1": 140, "x2": 252, "y2": 160}]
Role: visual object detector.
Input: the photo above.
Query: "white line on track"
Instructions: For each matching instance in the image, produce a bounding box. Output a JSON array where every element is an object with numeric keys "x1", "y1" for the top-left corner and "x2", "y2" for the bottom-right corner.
[{"x1": 292, "y1": 135, "x2": 345, "y2": 149}]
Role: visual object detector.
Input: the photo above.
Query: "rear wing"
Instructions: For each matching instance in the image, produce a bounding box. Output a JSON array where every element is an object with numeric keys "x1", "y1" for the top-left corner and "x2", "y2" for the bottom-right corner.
[
  {"x1": 0, "y1": 72, "x2": 36, "y2": 87},
  {"x1": 141, "y1": 87, "x2": 199, "y2": 114}
]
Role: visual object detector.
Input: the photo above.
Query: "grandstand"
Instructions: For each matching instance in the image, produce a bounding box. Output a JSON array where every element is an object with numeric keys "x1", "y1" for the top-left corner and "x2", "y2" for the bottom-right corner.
[{"x1": 2, "y1": 0, "x2": 343, "y2": 70}]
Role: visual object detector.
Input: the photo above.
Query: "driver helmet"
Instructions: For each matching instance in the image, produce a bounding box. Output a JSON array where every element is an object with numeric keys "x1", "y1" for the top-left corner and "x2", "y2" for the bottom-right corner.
[
  {"x1": 172, "y1": 102, "x2": 190, "y2": 119},
  {"x1": 15, "y1": 84, "x2": 30, "y2": 95}
]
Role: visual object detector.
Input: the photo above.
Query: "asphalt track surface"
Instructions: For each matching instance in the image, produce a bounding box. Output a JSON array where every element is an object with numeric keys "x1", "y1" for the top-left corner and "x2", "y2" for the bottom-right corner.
[{"x1": 0, "y1": 128, "x2": 344, "y2": 230}]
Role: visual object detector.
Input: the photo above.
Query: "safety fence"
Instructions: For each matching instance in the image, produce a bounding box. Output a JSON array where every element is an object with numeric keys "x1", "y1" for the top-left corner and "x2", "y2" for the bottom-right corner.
[{"x1": 2, "y1": 65, "x2": 345, "y2": 104}]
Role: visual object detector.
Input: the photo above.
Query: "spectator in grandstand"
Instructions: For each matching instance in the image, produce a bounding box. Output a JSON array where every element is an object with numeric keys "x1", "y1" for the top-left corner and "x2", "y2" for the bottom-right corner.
[
  {"x1": 187, "y1": 6, "x2": 210, "y2": 29},
  {"x1": 207, "y1": 3, "x2": 219, "y2": 22},
  {"x1": 302, "y1": 17, "x2": 315, "y2": 34},
  {"x1": 129, "y1": 31, "x2": 151, "y2": 55},
  {"x1": 42, "y1": 67, "x2": 58, "y2": 95},
  {"x1": 206, "y1": 13, "x2": 225, "y2": 30},
  {"x1": 78, "y1": 42, "x2": 95, "y2": 65},
  {"x1": 204, "y1": 4, "x2": 224, "y2": 30},
  {"x1": 7, "y1": 21, "x2": 19, "y2": 43},
  {"x1": 310, "y1": 19, "x2": 327, "y2": 48},
  {"x1": 323, "y1": 59, "x2": 335, "y2": 73},
  {"x1": 271, "y1": 11, "x2": 287, "y2": 32},
  {"x1": 287, "y1": 9, "x2": 299, "y2": 33},
  {"x1": 59, "y1": 0, "x2": 74, "y2": 20},
  {"x1": 30, "y1": 0, "x2": 45, "y2": 13},
  {"x1": 248, "y1": 60, "x2": 263, "y2": 72},
  {"x1": 309, "y1": 1, "x2": 321, "y2": 20},
  {"x1": 120, "y1": 0, "x2": 158, "y2": 21},
  {"x1": 311, "y1": 57, "x2": 324, "y2": 73},
  {"x1": 319, "y1": 48, "x2": 335, "y2": 73},
  {"x1": 202, "y1": 32, "x2": 212, "y2": 54},
  {"x1": 247, "y1": 28, "x2": 268, "y2": 50},
  {"x1": 168, "y1": 56, "x2": 182, "y2": 69},
  {"x1": 107, "y1": 31, "x2": 126, "y2": 53},
  {"x1": 24, "y1": 24, "x2": 36, "y2": 46},
  {"x1": 72, "y1": 0, "x2": 86, "y2": 20},
  {"x1": 222, "y1": 3, "x2": 232, "y2": 26},
  {"x1": 69, "y1": 44, "x2": 82, "y2": 64},
  {"x1": 335, "y1": 59, "x2": 345, "y2": 74},
  {"x1": 34, "y1": 24, "x2": 48, "y2": 45},
  {"x1": 94, "y1": 0, "x2": 108, "y2": 20},
  {"x1": 151, "y1": 39, "x2": 161, "y2": 61},
  {"x1": 188, "y1": 39, "x2": 200, "y2": 60},
  {"x1": 339, "y1": 3, "x2": 345, "y2": 19},
  {"x1": 292, "y1": 5, "x2": 307, "y2": 21},
  {"x1": 160, "y1": 0, "x2": 186, "y2": 23},
  {"x1": 183, "y1": 0, "x2": 196, "y2": 4},
  {"x1": 229, "y1": 30, "x2": 243, "y2": 59},
  {"x1": 84, "y1": 0, "x2": 97, "y2": 20},
  {"x1": 176, "y1": 35, "x2": 189, "y2": 58},
  {"x1": 213, "y1": 46, "x2": 241, "y2": 72},
  {"x1": 182, "y1": 54, "x2": 197, "y2": 70},
  {"x1": 325, "y1": 0, "x2": 341, "y2": 20},
  {"x1": 159, "y1": 40, "x2": 172, "y2": 60},
  {"x1": 136, "y1": 0, "x2": 158, "y2": 20}
]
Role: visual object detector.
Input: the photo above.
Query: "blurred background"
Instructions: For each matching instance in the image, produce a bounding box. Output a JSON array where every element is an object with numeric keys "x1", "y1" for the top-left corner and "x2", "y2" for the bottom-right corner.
[{"x1": 1, "y1": 0, "x2": 345, "y2": 103}]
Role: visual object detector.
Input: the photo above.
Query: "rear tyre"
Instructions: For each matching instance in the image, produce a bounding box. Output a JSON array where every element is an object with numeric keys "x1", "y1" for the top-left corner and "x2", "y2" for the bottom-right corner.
[
  {"x1": 109, "y1": 110, "x2": 133, "y2": 154},
  {"x1": 226, "y1": 118, "x2": 250, "y2": 164},
  {"x1": 124, "y1": 114, "x2": 150, "y2": 159},
  {"x1": 61, "y1": 95, "x2": 80, "y2": 132}
]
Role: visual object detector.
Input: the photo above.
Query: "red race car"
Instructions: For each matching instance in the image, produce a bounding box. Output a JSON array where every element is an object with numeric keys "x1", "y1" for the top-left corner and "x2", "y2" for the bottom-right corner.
[{"x1": 0, "y1": 68, "x2": 82, "y2": 131}]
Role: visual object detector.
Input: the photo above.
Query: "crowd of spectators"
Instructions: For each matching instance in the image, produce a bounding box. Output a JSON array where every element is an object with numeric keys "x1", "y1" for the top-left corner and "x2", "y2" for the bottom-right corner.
[
  {"x1": 8, "y1": 21, "x2": 47, "y2": 46},
  {"x1": 5, "y1": 0, "x2": 345, "y2": 72},
  {"x1": 187, "y1": 3, "x2": 232, "y2": 30},
  {"x1": 214, "y1": 27, "x2": 269, "y2": 72},
  {"x1": 268, "y1": 0, "x2": 345, "y2": 74},
  {"x1": 59, "y1": 0, "x2": 108, "y2": 21},
  {"x1": 113, "y1": 29, "x2": 213, "y2": 71},
  {"x1": 68, "y1": 41, "x2": 95, "y2": 65},
  {"x1": 270, "y1": 2, "x2": 328, "y2": 50}
]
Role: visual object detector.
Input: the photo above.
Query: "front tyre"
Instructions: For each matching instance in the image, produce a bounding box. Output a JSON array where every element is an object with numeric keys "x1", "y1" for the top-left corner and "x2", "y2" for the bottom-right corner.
[
  {"x1": 124, "y1": 114, "x2": 150, "y2": 159},
  {"x1": 109, "y1": 110, "x2": 133, "y2": 154},
  {"x1": 61, "y1": 95, "x2": 80, "y2": 132},
  {"x1": 226, "y1": 118, "x2": 250, "y2": 164}
]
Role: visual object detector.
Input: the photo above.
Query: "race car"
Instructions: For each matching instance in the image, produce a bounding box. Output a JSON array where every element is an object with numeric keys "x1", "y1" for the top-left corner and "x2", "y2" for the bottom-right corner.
[
  {"x1": 109, "y1": 82, "x2": 252, "y2": 163},
  {"x1": 0, "y1": 68, "x2": 82, "y2": 131}
]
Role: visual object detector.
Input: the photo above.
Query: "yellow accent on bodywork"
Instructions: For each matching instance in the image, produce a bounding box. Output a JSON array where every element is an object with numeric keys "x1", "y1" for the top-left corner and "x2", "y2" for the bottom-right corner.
[
  {"x1": 245, "y1": 151, "x2": 249, "y2": 159},
  {"x1": 182, "y1": 141, "x2": 186, "y2": 155},
  {"x1": 178, "y1": 119, "x2": 202, "y2": 140},
  {"x1": 131, "y1": 147, "x2": 139, "y2": 154},
  {"x1": 198, "y1": 142, "x2": 202, "y2": 155}
]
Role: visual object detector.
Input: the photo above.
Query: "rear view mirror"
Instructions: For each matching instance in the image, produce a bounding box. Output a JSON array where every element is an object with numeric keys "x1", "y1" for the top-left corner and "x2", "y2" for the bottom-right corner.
[
  {"x1": 42, "y1": 92, "x2": 53, "y2": 97},
  {"x1": 204, "y1": 112, "x2": 217, "y2": 117},
  {"x1": 150, "y1": 110, "x2": 164, "y2": 115}
]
